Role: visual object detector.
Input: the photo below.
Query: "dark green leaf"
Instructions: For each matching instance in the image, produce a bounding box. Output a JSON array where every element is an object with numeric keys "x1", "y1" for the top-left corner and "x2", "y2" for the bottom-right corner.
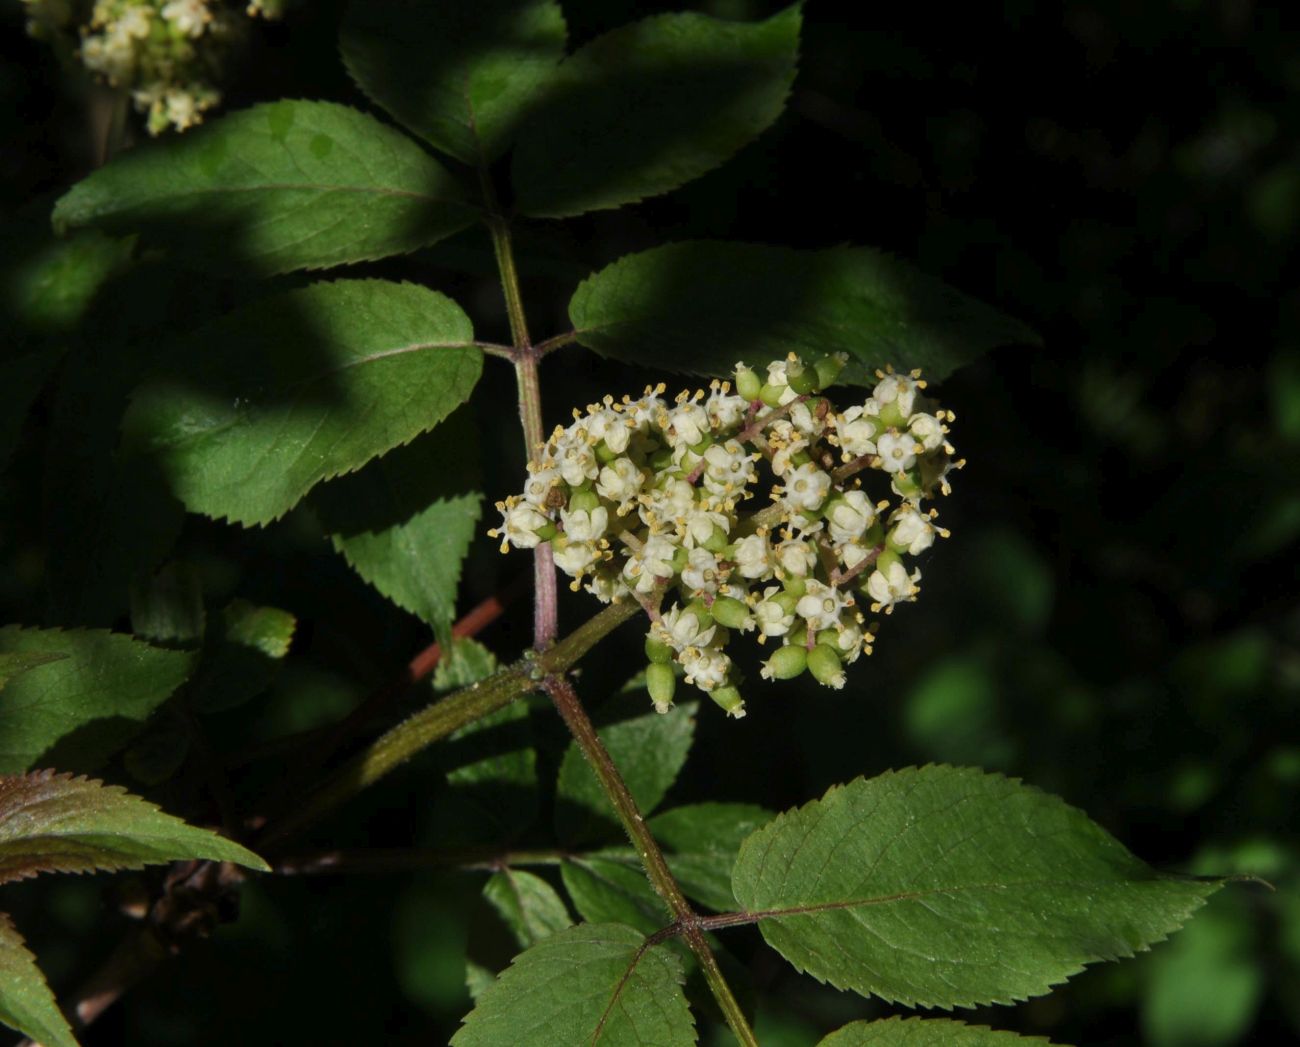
[
  {"x1": 562, "y1": 857, "x2": 670, "y2": 936},
  {"x1": 129, "y1": 561, "x2": 206, "y2": 646},
  {"x1": 0, "y1": 912, "x2": 77, "y2": 1047},
  {"x1": 312, "y1": 411, "x2": 482, "y2": 647},
  {"x1": 120, "y1": 279, "x2": 482, "y2": 526},
  {"x1": 0, "y1": 769, "x2": 268, "y2": 883},
  {"x1": 0, "y1": 651, "x2": 67, "y2": 691},
  {"x1": 555, "y1": 702, "x2": 696, "y2": 845},
  {"x1": 513, "y1": 7, "x2": 800, "y2": 217},
  {"x1": 466, "y1": 868, "x2": 573, "y2": 1000},
  {"x1": 437, "y1": 693, "x2": 538, "y2": 844},
  {"x1": 0, "y1": 627, "x2": 193, "y2": 773},
  {"x1": 434, "y1": 638, "x2": 499, "y2": 693},
  {"x1": 731, "y1": 766, "x2": 1220, "y2": 1008},
  {"x1": 570, "y1": 242, "x2": 1039, "y2": 385},
  {"x1": 190, "y1": 600, "x2": 296, "y2": 714},
  {"x1": 341, "y1": 0, "x2": 567, "y2": 165},
  {"x1": 818, "y1": 1017, "x2": 1061, "y2": 1046},
  {"x1": 52, "y1": 101, "x2": 477, "y2": 275},
  {"x1": 451, "y1": 922, "x2": 695, "y2": 1046},
  {"x1": 649, "y1": 803, "x2": 774, "y2": 912}
]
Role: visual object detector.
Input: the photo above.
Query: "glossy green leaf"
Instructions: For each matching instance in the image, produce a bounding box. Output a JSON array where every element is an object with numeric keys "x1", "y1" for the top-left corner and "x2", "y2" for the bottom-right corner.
[
  {"x1": 312, "y1": 412, "x2": 481, "y2": 648},
  {"x1": 52, "y1": 101, "x2": 477, "y2": 274},
  {"x1": 570, "y1": 242, "x2": 1039, "y2": 385},
  {"x1": 513, "y1": 7, "x2": 799, "y2": 218},
  {"x1": 731, "y1": 766, "x2": 1220, "y2": 1008},
  {"x1": 562, "y1": 857, "x2": 670, "y2": 937},
  {"x1": 120, "y1": 279, "x2": 481, "y2": 526},
  {"x1": 0, "y1": 912, "x2": 77, "y2": 1047},
  {"x1": 555, "y1": 702, "x2": 696, "y2": 845},
  {"x1": 818, "y1": 1017, "x2": 1060, "y2": 1047},
  {"x1": 649, "y1": 803, "x2": 774, "y2": 912},
  {"x1": 341, "y1": 0, "x2": 567, "y2": 164},
  {"x1": 0, "y1": 627, "x2": 193, "y2": 773},
  {"x1": 0, "y1": 769, "x2": 268, "y2": 883},
  {"x1": 451, "y1": 922, "x2": 695, "y2": 1046}
]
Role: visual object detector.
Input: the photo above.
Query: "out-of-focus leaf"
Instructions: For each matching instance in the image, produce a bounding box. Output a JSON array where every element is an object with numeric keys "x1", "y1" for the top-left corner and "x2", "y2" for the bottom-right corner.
[
  {"x1": 129, "y1": 561, "x2": 206, "y2": 646},
  {"x1": 451, "y1": 923, "x2": 695, "y2": 1046},
  {"x1": 648, "y1": 803, "x2": 773, "y2": 912},
  {"x1": 0, "y1": 912, "x2": 77, "y2": 1047},
  {"x1": 120, "y1": 280, "x2": 481, "y2": 526},
  {"x1": 190, "y1": 600, "x2": 296, "y2": 714},
  {"x1": 123, "y1": 708, "x2": 191, "y2": 786},
  {"x1": 817, "y1": 1017, "x2": 1061, "y2": 1046},
  {"x1": 466, "y1": 868, "x2": 573, "y2": 1000},
  {"x1": 731, "y1": 766, "x2": 1221, "y2": 1008},
  {"x1": 341, "y1": 0, "x2": 567, "y2": 165},
  {"x1": 513, "y1": 7, "x2": 799, "y2": 217},
  {"x1": 0, "y1": 349, "x2": 62, "y2": 470},
  {"x1": 437, "y1": 689, "x2": 537, "y2": 844},
  {"x1": 0, "y1": 769, "x2": 268, "y2": 882},
  {"x1": 52, "y1": 101, "x2": 477, "y2": 275},
  {"x1": 570, "y1": 242, "x2": 1038, "y2": 385},
  {"x1": 0, "y1": 627, "x2": 193, "y2": 773},
  {"x1": 555, "y1": 702, "x2": 696, "y2": 845}
]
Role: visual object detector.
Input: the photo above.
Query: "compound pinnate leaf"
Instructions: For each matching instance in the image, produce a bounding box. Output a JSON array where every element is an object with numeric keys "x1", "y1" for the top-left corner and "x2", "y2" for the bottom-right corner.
[
  {"x1": 52, "y1": 100, "x2": 477, "y2": 275},
  {"x1": 0, "y1": 769, "x2": 268, "y2": 884},
  {"x1": 341, "y1": 0, "x2": 567, "y2": 165},
  {"x1": 0, "y1": 913, "x2": 77, "y2": 1047},
  {"x1": 818, "y1": 1017, "x2": 1062, "y2": 1047},
  {"x1": 555, "y1": 702, "x2": 696, "y2": 845},
  {"x1": 513, "y1": 7, "x2": 800, "y2": 218},
  {"x1": 731, "y1": 766, "x2": 1220, "y2": 1008},
  {"x1": 0, "y1": 627, "x2": 193, "y2": 773},
  {"x1": 570, "y1": 241, "x2": 1039, "y2": 385},
  {"x1": 452, "y1": 922, "x2": 695, "y2": 1047},
  {"x1": 120, "y1": 280, "x2": 482, "y2": 526}
]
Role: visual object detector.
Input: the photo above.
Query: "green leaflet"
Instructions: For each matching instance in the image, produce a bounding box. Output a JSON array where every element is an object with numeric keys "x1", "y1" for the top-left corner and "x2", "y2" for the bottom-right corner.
[
  {"x1": 648, "y1": 803, "x2": 774, "y2": 912},
  {"x1": 312, "y1": 411, "x2": 482, "y2": 649},
  {"x1": 451, "y1": 923, "x2": 695, "y2": 1047},
  {"x1": 120, "y1": 280, "x2": 482, "y2": 526},
  {"x1": 561, "y1": 857, "x2": 670, "y2": 937},
  {"x1": 466, "y1": 868, "x2": 574, "y2": 999},
  {"x1": 52, "y1": 100, "x2": 477, "y2": 275},
  {"x1": 513, "y1": 7, "x2": 800, "y2": 217},
  {"x1": 555, "y1": 702, "x2": 696, "y2": 845},
  {"x1": 0, "y1": 769, "x2": 268, "y2": 882},
  {"x1": 341, "y1": 0, "x2": 567, "y2": 165},
  {"x1": 817, "y1": 1017, "x2": 1062, "y2": 1046},
  {"x1": 731, "y1": 766, "x2": 1221, "y2": 1009},
  {"x1": 0, "y1": 627, "x2": 193, "y2": 773},
  {"x1": 0, "y1": 913, "x2": 76, "y2": 1047},
  {"x1": 569, "y1": 241, "x2": 1039, "y2": 385}
]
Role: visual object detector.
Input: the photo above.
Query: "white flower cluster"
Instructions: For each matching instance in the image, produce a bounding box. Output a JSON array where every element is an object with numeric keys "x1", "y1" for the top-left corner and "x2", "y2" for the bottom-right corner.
[
  {"x1": 490, "y1": 354, "x2": 960, "y2": 718},
  {"x1": 23, "y1": 1, "x2": 284, "y2": 136}
]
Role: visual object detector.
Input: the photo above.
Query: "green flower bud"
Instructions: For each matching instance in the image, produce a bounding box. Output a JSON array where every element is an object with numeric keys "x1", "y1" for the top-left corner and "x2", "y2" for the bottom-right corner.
[
  {"x1": 759, "y1": 382, "x2": 786, "y2": 407},
  {"x1": 782, "y1": 576, "x2": 807, "y2": 600},
  {"x1": 595, "y1": 440, "x2": 621, "y2": 463},
  {"x1": 790, "y1": 449, "x2": 813, "y2": 468},
  {"x1": 569, "y1": 488, "x2": 601, "y2": 513},
  {"x1": 879, "y1": 401, "x2": 908, "y2": 429},
  {"x1": 815, "y1": 627, "x2": 843, "y2": 650},
  {"x1": 808, "y1": 643, "x2": 846, "y2": 689},
  {"x1": 814, "y1": 354, "x2": 847, "y2": 388},
  {"x1": 702, "y1": 525, "x2": 731, "y2": 554},
  {"x1": 711, "y1": 595, "x2": 750, "y2": 629},
  {"x1": 735, "y1": 365, "x2": 763, "y2": 401},
  {"x1": 534, "y1": 521, "x2": 558, "y2": 542},
  {"x1": 771, "y1": 589, "x2": 800, "y2": 614},
  {"x1": 649, "y1": 445, "x2": 674, "y2": 470},
  {"x1": 683, "y1": 599, "x2": 714, "y2": 630},
  {"x1": 646, "y1": 662, "x2": 677, "y2": 712},
  {"x1": 763, "y1": 643, "x2": 807, "y2": 680},
  {"x1": 689, "y1": 432, "x2": 714, "y2": 454},
  {"x1": 645, "y1": 635, "x2": 674, "y2": 665},
  {"x1": 788, "y1": 361, "x2": 820, "y2": 395},
  {"x1": 671, "y1": 545, "x2": 690, "y2": 572},
  {"x1": 710, "y1": 684, "x2": 746, "y2": 718}
]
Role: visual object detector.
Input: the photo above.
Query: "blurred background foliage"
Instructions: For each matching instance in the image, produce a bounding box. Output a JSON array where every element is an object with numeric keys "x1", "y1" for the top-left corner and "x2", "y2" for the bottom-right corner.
[{"x1": 1, "y1": 0, "x2": 1297, "y2": 1044}]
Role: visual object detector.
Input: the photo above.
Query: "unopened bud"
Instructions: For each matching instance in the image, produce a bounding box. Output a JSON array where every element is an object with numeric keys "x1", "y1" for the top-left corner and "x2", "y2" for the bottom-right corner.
[
  {"x1": 808, "y1": 643, "x2": 846, "y2": 688},
  {"x1": 735, "y1": 364, "x2": 763, "y2": 402},
  {"x1": 646, "y1": 662, "x2": 677, "y2": 712},
  {"x1": 710, "y1": 684, "x2": 746, "y2": 718},
  {"x1": 710, "y1": 595, "x2": 750, "y2": 629},
  {"x1": 645, "y1": 635, "x2": 674, "y2": 665},
  {"x1": 814, "y1": 353, "x2": 847, "y2": 388},
  {"x1": 763, "y1": 643, "x2": 807, "y2": 680},
  {"x1": 759, "y1": 383, "x2": 786, "y2": 407}
]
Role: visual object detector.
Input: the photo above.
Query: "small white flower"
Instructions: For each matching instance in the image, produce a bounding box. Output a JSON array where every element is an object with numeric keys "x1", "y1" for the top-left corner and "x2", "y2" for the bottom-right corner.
[
  {"x1": 162, "y1": 0, "x2": 212, "y2": 37},
  {"x1": 876, "y1": 430, "x2": 918, "y2": 474},
  {"x1": 908, "y1": 412, "x2": 946, "y2": 452},
  {"x1": 874, "y1": 373, "x2": 920, "y2": 420},
  {"x1": 681, "y1": 547, "x2": 723, "y2": 593},
  {"x1": 888, "y1": 505, "x2": 935, "y2": 555},
  {"x1": 788, "y1": 400, "x2": 824, "y2": 438},
  {"x1": 732, "y1": 533, "x2": 774, "y2": 579},
  {"x1": 775, "y1": 539, "x2": 817, "y2": 578},
  {"x1": 834, "y1": 403, "x2": 880, "y2": 458},
  {"x1": 837, "y1": 541, "x2": 876, "y2": 572},
  {"x1": 782, "y1": 463, "x2": 831, "y2": 513},
  {"x1": 586, "y1": 406, "x2": 634, "y2": 455},
  {"x1": 584, "y1": 572, "x2": 625, "y2": 603},
  {"x1": 553, "y1": 432, "x2": 599, "y2": 486},
  {"x1": 659, "y1": 604, "x2": 716, "y2": 651},
  {"x1": 764, "y1": 360, "x2": 799, "y2": 405},
  {"x1": 826, "y1": 489, "x2": 876, "y2": 544},
  {"x1": 680, "y1": 506, "x2": 729, "y2": 548},
  {"x1": 595, "y1": 457, "x2": 644, "y2": 507},
  {"x1": 522, "y1": 466, "x2": 562, "y2": 507},
  {"x1": 680, "y1": 646, "x2": 730, "y2": 691},
  {"x1": 663, "y1": 402, "x2": 709, "y2": 447},
  {"x1": 117, "y1": 5, "x2": 152, "y2": 39},
  {"x1": 867, "y1": 561, "x2": 921, "y2": 610},
  {"x1": 502, "y1": 503, "x2": 550, "y2": 549},
  {"x1": 833, "y1": 620, "x2": 865, "y2": 664},
  {"x1": 623, "y1": 534, "x2": 677, "y2": 593},
  {"x1": 795, "y1": 579, "x2": 850, "y2": 631},
  {"x1": 553, "y1": 538, "x2": 599, "y2": 575},
  {"x1": 706, "y1": 388, "x2": 749, "y2": 431},
  {"x1": 560, "y1": 505, "x2": 608, "y2": 542},
  {"x1": 702, "y1": 440, "x2": 756, "y2": 494},
  {"x1": 754, "y1": 588, "x2": 796, "y2": 637}
]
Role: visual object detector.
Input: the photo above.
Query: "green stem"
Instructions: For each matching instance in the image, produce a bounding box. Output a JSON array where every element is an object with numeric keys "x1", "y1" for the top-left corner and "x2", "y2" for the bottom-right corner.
[
  {"x1": 258, "y1": 601, "x2": 638, "y2": 850},
  {"x1": 543, "y1": 675, "x2": 758, "y2": 1047}
]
